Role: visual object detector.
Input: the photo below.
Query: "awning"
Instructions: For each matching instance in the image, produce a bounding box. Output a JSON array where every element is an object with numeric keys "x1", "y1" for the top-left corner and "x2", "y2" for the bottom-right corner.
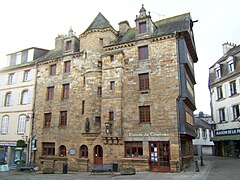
[{"x1": 211, "y1": 134, "x2": 240, "y2": 141}]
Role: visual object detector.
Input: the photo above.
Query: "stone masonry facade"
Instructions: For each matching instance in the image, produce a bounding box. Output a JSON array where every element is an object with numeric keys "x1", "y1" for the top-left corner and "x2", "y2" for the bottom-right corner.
[{"x1": 33, "y1": 5, "x2": 198, "y2": 172}]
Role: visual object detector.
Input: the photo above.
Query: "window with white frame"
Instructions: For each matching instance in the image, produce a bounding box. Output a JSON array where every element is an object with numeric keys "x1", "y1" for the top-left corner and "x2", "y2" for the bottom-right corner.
[
  {"x1": 227, "y1": 58, "x2": 235, "y2": 73},
  {"x1": 21, "y1": 90, "x2": 29, "y2": 104},
  {"x1": 18, "y1": 115, "x2": 26, "y2": 134},
  {"x1": 1, "y1": 116, "x2": 9, "y2": 134},
  {"x1": 233, "y1": 105, "x2": 240, "y2": 121},
  {"x1": 8, "y1": 73, "x2": 14, "y2": 84},
  {"x1": 202, "y1": 129, "x2": 207, "y2": 139},
  {"x1": 230, "y1": 80, "x2": 237, "y2": 96},
  {"x1": 5, "y1": 92, "x2": 12, "y2": 107},
  {"x1": 23, "y1": 70, "x2": 31, "y2": 81},
  {"x1": 215, "y1": 66, "x2": 221, "y2": 78},
  {"x1": 217, "y1": 86, "x2": 223, "y2": 100},
  {"x1": 219, "y1": 108, "x2": 226, "y2": 123}
]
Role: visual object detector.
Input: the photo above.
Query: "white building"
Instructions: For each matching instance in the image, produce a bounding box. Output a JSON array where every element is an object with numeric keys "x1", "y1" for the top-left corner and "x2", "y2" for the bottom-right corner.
[
  {"x1": 0, "y1": 47, "x2": 48, "y2": 166},
  {"x1": 209, "y1": 43, "x2": 240, "y2": 157},
  {"x1": 193, "y1": 112, "x2": 214, "y2": 156}
]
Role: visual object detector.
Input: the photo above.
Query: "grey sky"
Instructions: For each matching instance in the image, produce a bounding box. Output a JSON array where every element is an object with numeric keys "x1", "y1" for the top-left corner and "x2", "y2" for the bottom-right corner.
[{"x1": 0, "y1": 0, "x2": 239, "y2": 114}]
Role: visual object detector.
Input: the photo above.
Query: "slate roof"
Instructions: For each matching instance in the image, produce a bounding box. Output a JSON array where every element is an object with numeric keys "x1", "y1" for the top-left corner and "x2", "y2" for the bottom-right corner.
[
  {"x1": 194, "y1": 117, "x2": 211, "y2": 129},
  {"x1": 108, "y1": 13, "x2": 192, "y2": 46},
  {"x1": 83, "y1": 12, "x2": 114, "y2": 33},
  {"x1": 209, "y1": 44, "x2": 240, "y2": 68},
  {"x1": 35, "y1": 50, "x2": 63, "y2": 63}
]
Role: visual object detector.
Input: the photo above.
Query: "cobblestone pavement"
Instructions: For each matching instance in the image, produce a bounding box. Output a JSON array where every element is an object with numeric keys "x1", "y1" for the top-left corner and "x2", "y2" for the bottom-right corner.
[{"x1": 0, "y1": 157, "x2": 213, "y2": 180}]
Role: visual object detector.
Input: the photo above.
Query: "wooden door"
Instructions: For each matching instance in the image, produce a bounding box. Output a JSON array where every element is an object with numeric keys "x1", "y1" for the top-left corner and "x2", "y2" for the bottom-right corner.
[
  {"x1": 149, "y1": 142, "x2": 170, "y2": 172},
  {"x1": 94, "y1": 145, "x2": 103, "y2": 164}
]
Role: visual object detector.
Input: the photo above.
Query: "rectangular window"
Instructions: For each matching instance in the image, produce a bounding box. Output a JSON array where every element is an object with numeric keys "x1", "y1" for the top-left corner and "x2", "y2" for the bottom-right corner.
[
  {"x1": 219, "y1": 108, "x2": 225, "y2": 123},
  {"x1": 139, "y1": 21, "x2": 147, "y2": 34},
  {"x1": 44, "y1": 113, "x2": 51, "y2": 127},
  {"x1": 64, "y1": 61, "x2": 70, "y2": 73},
  {"x1": 228, "y1": 60, "x2": 235, "y2": 73},
  {"x1": 109, "y1": 111, "x2": 114, "y2": 121},
  {"x1": 8, "y1": 73, "x2": 14, "y2": 84},
  {"x1": 42, "y1": 142, "x2": 55, "y2": 156},
  {"x1": 215, "y1": 67, "x2": 221, "y2": 78},
  {"x1": 95, "y1": 116, "x2": 101, "y2": 125},
  {"x1": 62, "y1": 84, "x2": 69, "y2": 99},
  {"x1": 202, "y1": 129, "x2": 207, "y2": 139},
  {"x1": 98, "y1": 61, "x2": 102, "y2": 68},
  {"x1": 1, "y1": 116, "x2": 9, "y2": 134},
  {"x1": 5, "y1": 92, "x2": 11, "y2": 107},
  {"x1": 110, "y1": 81, "x2": 115, "y2": 90},
  {"x1": 47, "y1": 86, "x2": 54, "y2": 100},
  {"x1": 99, "y1": 38, "x2": 103, "y2": 45},
  {"x1": 60, "y1": 111, "x2": 67, "y2": 126},
  {"x1": 139, "y1": 73, "x2": 149, "y2": 91},
  {"x1": 83, "y1": 76, "x2": 86, "y2": 87},
  {"x1": 230, "y1": 81, "x2": 237, "y2": 96},
  {"x1": 138, "y1": 46, "x2": 148, "y2": 60},
  {"x1": 24, "y1": 70, "x2": 31, "y2": 81},
  {"x1": 217, "y1": 86, "x2": 223, "y2": 100},
  {"x1": 139, "y1": 106, "x2": 150, "y2": 123},
  {"x1": 82, "y1": 100, "x2": 85, "y2": 114},
  {"x1": 110, "y1": 55, "x2": 114, "y2": 62},
  {"x1": 18, "y1": 115, "x2": 26, "y2": 134},
  {"x1": 66, "y1": 41, "x2": 72, "y2": 51},
  {"x1": 50, "y1": 64, "x2": 56, "y2": 75},
  {"x1": 233, "y1": 105, "x2": 240, "y2": 120},
  {"x1": 97, "y1": 87, "x2": 102, "y2": 96},
  {"x1": 125, "y1": 142, "x2": 143, "y2": 158}
]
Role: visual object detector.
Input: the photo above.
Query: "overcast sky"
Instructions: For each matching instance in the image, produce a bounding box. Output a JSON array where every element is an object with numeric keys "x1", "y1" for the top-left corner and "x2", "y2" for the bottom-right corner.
[{"x1": 0, "y1": 0, "x2": 239, "y2": 115}]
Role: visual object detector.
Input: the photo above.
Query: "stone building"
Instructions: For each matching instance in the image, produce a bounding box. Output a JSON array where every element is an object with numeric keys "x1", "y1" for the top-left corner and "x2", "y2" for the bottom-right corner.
[
  {"x1": 34, "y1": 5, "x2": 198, "y2": 172},
  {"x1": 0, "y1": 47, "x2": 49, "y2": 167},
  {"x1": 209, "y1": 43, "x2": 240, "y2": 157}
]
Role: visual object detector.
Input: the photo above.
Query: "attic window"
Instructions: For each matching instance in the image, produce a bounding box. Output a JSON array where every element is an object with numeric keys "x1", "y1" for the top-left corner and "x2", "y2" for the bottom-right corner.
[
  {"x1": 65, "y1": 40, "x2": 72, "y2": 51},
  {"x1": 139, "y1": 21, "x2": 147, "y2": 34}
]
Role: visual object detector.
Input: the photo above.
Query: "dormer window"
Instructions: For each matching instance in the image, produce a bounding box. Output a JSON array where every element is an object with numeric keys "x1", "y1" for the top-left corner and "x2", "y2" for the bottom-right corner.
[
  {"x1": 139, "y1": 21, "x2": 147, "y2": 34},
  {"x1": 227, "y1": 57, "x2": 235, "y2": 73},
  {"x1": 65, "y1": 40, "x2": 72, "y2": 51},
  {"x1": 215, "y1": 65, "x2": 221, "y2": 79}
]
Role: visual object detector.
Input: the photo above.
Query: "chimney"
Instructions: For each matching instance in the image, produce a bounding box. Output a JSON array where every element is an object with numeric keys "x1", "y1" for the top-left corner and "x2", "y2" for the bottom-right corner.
[
  {"x1": 222, "y1": 42, "x2": 235, "y2": 54},
  {"x1": 118, "y1": 20, "x2": 130, "y2": 34},
  {"x1": 55, "y1": 34, "x2": 64, "y2": 50}
]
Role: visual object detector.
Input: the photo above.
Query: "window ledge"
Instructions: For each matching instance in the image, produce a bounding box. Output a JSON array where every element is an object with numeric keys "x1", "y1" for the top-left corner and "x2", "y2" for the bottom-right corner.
[{"x1": 139, "y1": 90, "x2": 150, "y2": 94}]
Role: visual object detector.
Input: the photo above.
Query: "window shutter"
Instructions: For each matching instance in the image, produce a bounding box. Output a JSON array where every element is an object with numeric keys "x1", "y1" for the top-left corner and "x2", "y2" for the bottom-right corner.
[
  {"x1": 0, "y1": 93, "x2": 4, "y2": 107},
  {"x1": 27, "y1": 90, "x2": 31, "y2": 104},
  {"x1": 18, "y1": 92, "x2": 21, "y2": 105},
  {"x1": 222, "y1": 83, "x2": 227, "y2": 98},
  {"x1": 29, "y1": 69, "x2": 33, "y2": 80},
  {"x1": 13, "y1": 73, "x2": 17, "y2": 83},
  {"x1": 216, "y1": 110, "x2": 220, "y2": 123},
  {"x1": 224, "y1": 108, "x2": 228, "y2": 121},
  {"x1": 214, "y1": 87, "x2": 218, "y2": 100},
  {"x1": 229, "y1": 106, "x2": 234, "y2": 121},
  {"x1": 2, "y1": 75, "x2": 7, "y2": 85},
  {"x1": 19, "y1": 71, "x2": 23, "y2": 82},
  {"x1": 236, "y1": 77, "x2": 240, "y2": 93},
  {"x1": 10, "y1": 92, "x2": 14, "y2": 106},
  {"x1": 228, "y1": 82, "x2": 231, "y2": 97},
  {"x1": 18, "y1": 116, "x2": 26, "y2": 133}
]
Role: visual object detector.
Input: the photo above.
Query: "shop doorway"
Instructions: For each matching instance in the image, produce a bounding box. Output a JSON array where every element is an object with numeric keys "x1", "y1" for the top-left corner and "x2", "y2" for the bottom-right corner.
[
  {"x1": 149, "y1": 141, "x2": 170, "y2": 172},
  {"x1": 94, "y1": 145, "x2": 103, "y2": 164}
]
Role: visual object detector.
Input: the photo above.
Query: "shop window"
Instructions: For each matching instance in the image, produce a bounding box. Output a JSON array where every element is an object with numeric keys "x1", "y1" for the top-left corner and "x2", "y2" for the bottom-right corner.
[
  {"x1": 42, "y1": 142, "x2": 55, "y2": 156},
  {"x1": 50, "y1": 64, "x2": 56, "y2": 75},
  {"x1": 47, "y1": 86, "x2": 54, "y2": 100},
  {"x1": 62, "y1": 84, "x2": 69, "y2": 99},
  {"x1": 138, "y1": 45, "x2": 148, "y2": 60},
  {"x1": 60, "y1": 111, "x2": 67, "y2": 126},
  {"x1": 139, "y1": 106, "x2": 150, "y2": 123},
  {"x1": 59, "y1": 145, "x2": 66, "y2": 157},
  {"x1": 80, "y1": 145, "x2": 88, "y2": 158},
  {"x1": 125, "y1": 142, "x2": 143, "y2": 158},
  {"x1": 139, "y1": 73, "x2": 149, "y2": 91},
  {"x1": 44, "y1": 113, "x2": 51, "y2": 128}
]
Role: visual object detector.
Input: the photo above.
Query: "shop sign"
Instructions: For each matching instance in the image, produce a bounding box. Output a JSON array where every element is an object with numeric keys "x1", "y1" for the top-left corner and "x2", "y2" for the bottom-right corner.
[
  {"x1": 215, "y1": 128, "x2": 240, "y2": 136},
  {"x1": 128, "y1": 132, "x2": 169, "y2": 137}
]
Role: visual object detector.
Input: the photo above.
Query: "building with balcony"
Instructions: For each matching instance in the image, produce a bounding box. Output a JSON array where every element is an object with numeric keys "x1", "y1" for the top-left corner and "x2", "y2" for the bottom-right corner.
[
  {"x1": 0, "y1": 47, "x2": 49, "y2": 166},
  {"x1": 34, "y1": 5, "x2": 198, "y2": 172},
  {"x1": 209, "y1": 43, "x2": 240, "y2": 157}
]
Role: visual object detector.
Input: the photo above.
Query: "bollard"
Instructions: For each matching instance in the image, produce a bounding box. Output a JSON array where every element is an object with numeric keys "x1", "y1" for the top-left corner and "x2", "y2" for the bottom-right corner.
[
  {"x1": 200, "y1": 156, "x2": 204, "y2": 166},
  {"x1": 195, "y1": 160, "x2": 199, "y2": 172}
]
